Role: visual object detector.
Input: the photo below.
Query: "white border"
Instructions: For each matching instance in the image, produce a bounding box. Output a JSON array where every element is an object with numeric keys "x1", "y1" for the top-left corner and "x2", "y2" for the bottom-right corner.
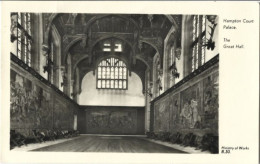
[{"x1": 1, "y1": 1, "x2": 259, "y2": 164}]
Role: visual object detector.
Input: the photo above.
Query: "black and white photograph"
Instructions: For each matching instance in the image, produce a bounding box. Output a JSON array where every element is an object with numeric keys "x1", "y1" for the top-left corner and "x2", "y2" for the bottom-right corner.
[
  {"x1": 1, "y1": 1, "x2": 259, "y2": 164},
  {"x1": 9, "y1": 12, "x2": 219, "y2": 154}
]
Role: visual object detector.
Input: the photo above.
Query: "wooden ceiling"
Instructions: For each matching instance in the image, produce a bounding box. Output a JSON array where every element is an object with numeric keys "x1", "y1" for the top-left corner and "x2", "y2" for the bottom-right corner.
[{"x1": 48, "y1": 13, "x2": 182, "y2": 91}]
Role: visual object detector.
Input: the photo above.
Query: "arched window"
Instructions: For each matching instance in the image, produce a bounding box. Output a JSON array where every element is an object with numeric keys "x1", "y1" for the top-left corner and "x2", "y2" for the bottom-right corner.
[
  {"x1": 191, "y1": 15, "x2": 206, "y2": 72},
  {"x1": 10, "y1": 12, "x2": 32, "y2": 66},
  {"x1": 97, "y1": 57, "x2": 127, "y2": 89}
]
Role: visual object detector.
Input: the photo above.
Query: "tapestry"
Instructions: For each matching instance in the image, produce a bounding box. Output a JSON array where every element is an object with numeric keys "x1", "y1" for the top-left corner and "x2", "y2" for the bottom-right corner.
[
  {"x1": 35, "y1": 86, "x2": 52, "y2": 129},
  {"x1": 203, "y1": 72, "x2": 219, "y2": 130},
  {"x1": 152, "y1": 68, "x2": 219, "y2": 134},
  {"x1": 10, "y1": 69, "x2": 75, "y2": 135},
  {"x1": 154, "y1": 95, "x2": 170, "y2": 132},
  {"x1": 10, "y1": 72, "x2": 35, "y2": 129},
  {"x1": 169, "y1": 94, "x2": 180, "y2": 130},
  {"x1": 86, "y1": 109, "x2": 138, "y2": 134},
  {"x1": 180, "y1": 82, "x2": 202, "y2": 129}
]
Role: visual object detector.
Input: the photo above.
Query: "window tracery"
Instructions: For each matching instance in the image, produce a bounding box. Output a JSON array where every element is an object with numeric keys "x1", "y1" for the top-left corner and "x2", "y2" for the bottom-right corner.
[{"x1": 97, "y1": 57, "x2": 127, "y2": 90}]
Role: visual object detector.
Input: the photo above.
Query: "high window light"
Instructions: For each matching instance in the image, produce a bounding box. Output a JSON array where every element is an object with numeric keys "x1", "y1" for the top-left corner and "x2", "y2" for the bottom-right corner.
[
  {"x1": 191, "y1": 15, "x2": 206, "y2": 72},
  {"x1": 11, "y1": 13, "x2": 32, "y2": 67},
  {"x1": 102, "y1": 40, "x2": 123, "y2": 52}
]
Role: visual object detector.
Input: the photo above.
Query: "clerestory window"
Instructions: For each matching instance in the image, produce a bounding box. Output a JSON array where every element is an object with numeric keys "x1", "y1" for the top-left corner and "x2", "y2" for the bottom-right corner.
[
  {"x1": 11, "y1": 12, "x2": 32, "y2": 67},
  {"x1": 191, "y1": 15, "x2": 206, "y2": 72},
  {"x1": 102, "y1": 40, "x2": 122, "y2": 52}
]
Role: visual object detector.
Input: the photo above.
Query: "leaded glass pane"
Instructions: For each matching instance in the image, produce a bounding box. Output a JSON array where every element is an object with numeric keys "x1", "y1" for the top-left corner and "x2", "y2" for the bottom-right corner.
[
  {"x1": 196, "y1": 43, "x2": 199, "y2": 69},
  {"x1": 24, "y1": 38, "x2": 27, "y2": 63},
  {"x1": 115, "y1": 67, "x2": 118, "y2": 78},
  {"x1": 192, "y1": 47, "x2": 195, "y2": 72},
  {"x1": 18, "y1": 40, "x2": 22, "y2": 59},
  {"x1": 111, "y1": 67, "x2": 114, "y2": 79},
  {"x1": 202, "y1": 36, "x2": 205, "y2": 64},
  {"x1": 115, "y1": 43, "x2": 122, "y2": 52},
  {"x1": 98, "y1": 67, "x2": 101, "y2": 78},
  {"x1": 115, "y1": 80, "x2": 118, "y2": 88},
  {"x1": 28, "y1": 53, "x2": 31, "y2": 67},
  {"x1": 111, "y1": 58, "x2": 114, "y2": 65},
  {"x1": 196, "y1": 16, "x2": 200, "y2": 38},
  {"x1": 119, "y1": 67, "x2": 122, "y2": 79},
  {"x1": 123, "y1": 68, "x2": 126, "y2": 79},
  {"x1": 119, "y1": 80, "x2": 122, "y2": 88},
  {"x1": 27, "y1": 14, "x2": 31, "y2": 35},
  {"x1": 123, "y1": 80, "x2": 126, "y2": 89},
  {"x1": 106, "y1": 80, "x2": 110, "y2": 88},
  {"x1": 193, "y1": 16, "x2": 196, "y2": 41},
  {"x1": 102, "y1": 80, "x2": 106, "y2": 88},
  {"x1": 18, "y1": 13, "x2": 21, "y2": 24},
  {"x1": 111, "y1": 80, "x2": 114, "y2": 88},
  {"x1": 97, "y1": 80, "x2": 101, "y2": 88},
  {"x1": 28, "y1": 40, "x2": 31, "y2": 51},
  {"x1": 114, "y1": 59, "x2": 119, "y2": 66},
  {"x1": 191, "y1": 15, "x2": 206, "y2": 72},
  {"x1": 102, "y1": 67, "x2": 106, "y2": 78},
  {"x1": 23, "y1": 14, "x2": 27, "y2": 31},
  {"x1": 106, "y1": 67, "x2": 110, "y2": 78}
]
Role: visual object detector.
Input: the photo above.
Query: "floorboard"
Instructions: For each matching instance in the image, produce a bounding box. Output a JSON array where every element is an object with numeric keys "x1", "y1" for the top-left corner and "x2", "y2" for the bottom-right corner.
[{"x1": 32, "y1": 135, "x2": 187, "y2": 153}]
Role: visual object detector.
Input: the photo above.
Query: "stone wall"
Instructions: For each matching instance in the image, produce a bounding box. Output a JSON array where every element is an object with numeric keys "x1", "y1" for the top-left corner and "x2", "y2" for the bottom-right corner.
[{"x1": 151, "y1": 55, "x2": 219, "y2": 136}]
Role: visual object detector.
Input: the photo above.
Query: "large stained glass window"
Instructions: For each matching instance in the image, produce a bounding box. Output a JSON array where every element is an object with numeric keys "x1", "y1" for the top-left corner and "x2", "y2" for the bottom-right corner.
[
  {"x1": 97, "y1": 57, "x2": 127, "y2": 89},
  {"x1": 191, "y1": 15, "x2": 206, "y2": 72}
]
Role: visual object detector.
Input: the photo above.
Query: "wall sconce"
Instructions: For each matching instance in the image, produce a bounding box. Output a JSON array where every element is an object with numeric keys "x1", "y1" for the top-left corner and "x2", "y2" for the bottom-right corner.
[
  {"x1": 43, "y1": 58, "x2": 53, "y2": 73},
  {"x1": 169, "y1": 61, "x2": 180, "y2": 79},
  {"x1": 42, "y1": 45, "x2": 49, "y2": 56}
]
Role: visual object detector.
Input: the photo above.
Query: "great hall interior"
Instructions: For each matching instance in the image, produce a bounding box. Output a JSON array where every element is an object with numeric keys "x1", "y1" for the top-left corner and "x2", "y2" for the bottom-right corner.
[{"x1": 10, "y1": 13, "x2": 219, "y2": 153}]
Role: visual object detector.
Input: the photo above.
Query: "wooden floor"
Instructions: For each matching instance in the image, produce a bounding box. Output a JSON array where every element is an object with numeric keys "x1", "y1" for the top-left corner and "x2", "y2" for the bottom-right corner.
[{"x1": 32, "y1": 135, "x2": 187, "y2": 153}]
